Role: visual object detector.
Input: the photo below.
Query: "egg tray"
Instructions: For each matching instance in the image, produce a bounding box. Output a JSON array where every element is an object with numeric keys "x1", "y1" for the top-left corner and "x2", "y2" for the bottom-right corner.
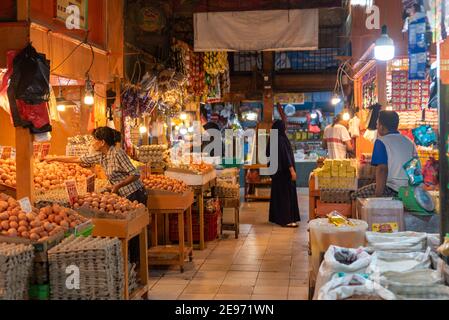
[
  {"x1": 48, "y1": 236, "x2": 124, "y2": 300},
  {"x1": 0, "y1": 243, "x2": 34, "y2": 300}
]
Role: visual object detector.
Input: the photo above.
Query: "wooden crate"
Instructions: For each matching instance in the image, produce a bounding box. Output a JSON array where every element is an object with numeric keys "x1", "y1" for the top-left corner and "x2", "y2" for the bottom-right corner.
[
  {"x1": 88, "y1": 207, "x2": 150, "y2": 239},
  {"x1": 147, "y1": 190, "x2": 194, "y2": 211},
  {"x1": 0, "y1": 183, "x2": 16, "y2": 199},
  {"x1": 315, "y1": 200, "x2": 352, "y2": 218}
]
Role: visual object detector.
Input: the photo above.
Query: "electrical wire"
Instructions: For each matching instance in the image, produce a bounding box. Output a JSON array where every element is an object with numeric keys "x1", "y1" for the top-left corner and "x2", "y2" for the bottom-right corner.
[{"x1": 51, "y1": 32, "x2": 90, "y2": 73}]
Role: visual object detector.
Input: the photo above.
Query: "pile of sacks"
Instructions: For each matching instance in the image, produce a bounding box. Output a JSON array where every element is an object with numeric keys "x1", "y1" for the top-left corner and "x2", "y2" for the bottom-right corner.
[{"x1": 314, "y1": 232, "x2": 449, "y2": 300}]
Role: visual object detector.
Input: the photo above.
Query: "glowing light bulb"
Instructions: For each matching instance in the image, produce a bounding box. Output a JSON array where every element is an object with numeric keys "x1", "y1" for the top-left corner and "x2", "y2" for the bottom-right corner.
[
  {"x1": 331, "y1": 95, "x2": 341, "y2": 105},
  {"x1": 139, "y1": 126, "x2": 147, "y2": 134},
  {"x1": 84, "y1": 92, "x2": 94, "y2": 105},
  {"x1": 342, "y1": 112, "x2": 351, "y2": 121},
  {"x1": 180, "y1": 113, "x2": 188, "y2": 121},
  {"x1": 56, "y1": 103, "x2": 66, "y2": 112}
]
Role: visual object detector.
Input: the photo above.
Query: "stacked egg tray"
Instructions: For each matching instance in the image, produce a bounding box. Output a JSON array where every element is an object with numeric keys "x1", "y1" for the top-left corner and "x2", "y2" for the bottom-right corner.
[
  {"x1": 319, "y1": 189, "x2": 353, "y2": 204},
  {"x1": 48, "y1": 236, "x2": 124, "y2": 300},
  {"x1": 0, "y1": 243, "x2": 34, "y2": 300}
]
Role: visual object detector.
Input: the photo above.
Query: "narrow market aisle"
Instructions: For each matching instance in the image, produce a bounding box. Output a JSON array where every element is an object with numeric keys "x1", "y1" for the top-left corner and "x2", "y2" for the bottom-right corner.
[{"x1": 148, "y1": 189, "x2": 310, "y2": 300}]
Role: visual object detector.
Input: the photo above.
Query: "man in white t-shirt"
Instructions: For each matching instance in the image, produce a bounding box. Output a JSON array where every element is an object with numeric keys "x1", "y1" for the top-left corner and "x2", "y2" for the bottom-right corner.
[{"x1": 323, "y1": 114, "x2": 353, "y2": 159}]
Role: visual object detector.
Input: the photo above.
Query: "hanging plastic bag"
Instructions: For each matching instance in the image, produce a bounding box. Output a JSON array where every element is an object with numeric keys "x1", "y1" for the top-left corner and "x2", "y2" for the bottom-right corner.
[
  {"x1": 10, "y1": 44, "x2": 50, "y2": 104},
  {"x1": 412, "y1": 125, "x2": 437, "y2": 147},
  {"x1": 403, "y1": 157, "x2": 424, "y2": 186}
]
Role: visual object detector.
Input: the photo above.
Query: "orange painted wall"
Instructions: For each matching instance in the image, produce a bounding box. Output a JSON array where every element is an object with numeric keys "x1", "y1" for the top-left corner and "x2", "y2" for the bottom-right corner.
[
  {"x1": 30, "y1": 0, "x2": 106, "y2": 48},
  {"x1": 351, "y1": 0, "x2": 408, "y2": 63}
]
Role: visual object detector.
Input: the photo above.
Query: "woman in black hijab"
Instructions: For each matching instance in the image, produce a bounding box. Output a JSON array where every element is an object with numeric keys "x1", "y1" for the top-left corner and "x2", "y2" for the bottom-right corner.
[{"x1": 267, "y1": 105, "x2": 300, "y2": 227}]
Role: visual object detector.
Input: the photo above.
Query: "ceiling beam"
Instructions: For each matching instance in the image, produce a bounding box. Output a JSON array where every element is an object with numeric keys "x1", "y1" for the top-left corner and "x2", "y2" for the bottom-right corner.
[{"x1": 230, "y1": 73, "x2": 337, "y2": 94}]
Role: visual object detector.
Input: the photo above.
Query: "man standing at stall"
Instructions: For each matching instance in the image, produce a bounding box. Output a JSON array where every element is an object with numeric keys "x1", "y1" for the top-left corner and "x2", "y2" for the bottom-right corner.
[
  {"x1": 323, "y1": 114, "x2": 354, "y2": 159},
  {"x1": 352, "y1": 111, "x2": 418, "y2": 199}
]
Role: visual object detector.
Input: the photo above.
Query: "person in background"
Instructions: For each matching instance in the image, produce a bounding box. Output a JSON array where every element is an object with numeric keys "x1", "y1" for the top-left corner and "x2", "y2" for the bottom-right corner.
[
  {"x1": 46, "y1": 126, "x2": 147, "y2": 204},
  {"x1": 323, "y1": 114, "x2": 353, "y2": 159},
  {"x1": 352, "y1": 111, "x2": 417, "y2": 199},
  {"x1": 266, "y1": 103, "x2": 300, "y2": 228}
]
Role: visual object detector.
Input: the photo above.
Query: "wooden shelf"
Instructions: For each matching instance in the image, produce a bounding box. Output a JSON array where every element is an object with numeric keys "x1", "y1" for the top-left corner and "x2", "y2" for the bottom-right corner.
[
  {"x1": 245, "y1": 195, "x2": 271, "y2": 200},
  {"x1": 148, "y1": 246, "x2": 193, "y2": 264},
  {"x1": 245, "y1": 181, "x2": 272, "y2": 185}
]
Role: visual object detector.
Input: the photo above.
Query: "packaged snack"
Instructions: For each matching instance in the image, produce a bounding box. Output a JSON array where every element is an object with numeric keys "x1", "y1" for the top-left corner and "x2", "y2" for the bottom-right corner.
[
  {"x1": 412, "y1": 125, "x2": 437, "y2": 147},
  {"x1": 403, "y1": 157, "x2": 424, "y2": 186},
  {"x1": 327, "y1": 211, "x2": 355, "y2": 227}
]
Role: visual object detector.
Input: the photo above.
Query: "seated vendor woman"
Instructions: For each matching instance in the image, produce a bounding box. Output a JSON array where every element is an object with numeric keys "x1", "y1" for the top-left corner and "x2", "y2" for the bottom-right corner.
[{"x1": 352, "y1": 111, "x2": 417, "y2": 199}]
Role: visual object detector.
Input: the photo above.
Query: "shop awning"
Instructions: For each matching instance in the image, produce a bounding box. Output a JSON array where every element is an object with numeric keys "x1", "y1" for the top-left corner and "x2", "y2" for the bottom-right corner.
[{"x1": 194, "y1": 9, "x2": 319, "y2": 52}]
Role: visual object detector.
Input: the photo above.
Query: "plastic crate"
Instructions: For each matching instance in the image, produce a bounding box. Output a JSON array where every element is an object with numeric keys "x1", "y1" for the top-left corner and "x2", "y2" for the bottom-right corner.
[
  {"x1": 169, "y1": 211, "x2": 219, "y2": 242},
  {"x1": 28, "y1": 284, "x2": 50, "y2": 300}
]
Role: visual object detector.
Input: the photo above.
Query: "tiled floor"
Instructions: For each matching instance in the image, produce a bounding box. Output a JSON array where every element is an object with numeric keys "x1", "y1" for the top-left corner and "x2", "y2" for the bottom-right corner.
[{"x1": 147, "y1": 189, "x2": 310, "y2": 300}]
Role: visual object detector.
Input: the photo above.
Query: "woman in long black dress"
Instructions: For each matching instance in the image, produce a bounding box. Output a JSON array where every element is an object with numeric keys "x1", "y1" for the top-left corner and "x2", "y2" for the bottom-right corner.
[{"x1": 268, "y1": 106, "x2": 300, "y2": 227}]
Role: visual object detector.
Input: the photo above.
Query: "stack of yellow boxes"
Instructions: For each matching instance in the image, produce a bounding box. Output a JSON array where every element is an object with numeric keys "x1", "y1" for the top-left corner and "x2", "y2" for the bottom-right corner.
[{"x1": 314, "y1": 159, "x2": 357, "y2": 189}]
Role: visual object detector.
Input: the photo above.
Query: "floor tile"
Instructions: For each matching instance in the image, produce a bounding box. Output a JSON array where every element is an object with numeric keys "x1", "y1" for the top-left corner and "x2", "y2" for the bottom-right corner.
[{"x1": 253, "y1": 286, "x2": 289, "y2": 296}]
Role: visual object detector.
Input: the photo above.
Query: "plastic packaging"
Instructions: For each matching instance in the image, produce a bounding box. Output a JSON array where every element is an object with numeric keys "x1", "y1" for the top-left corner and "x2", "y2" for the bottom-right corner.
[
  {"x1": 313, "y1": 246, "x2": 371, "y2": 300},
  {"x1": 358, "y1": 198, "x2": 404, "y2": 233},
  {"x1": 412, "y1": 125, "x2": 437, "y2": 147},
  {"x1": 437, "y1": 233, "x2": 449, "y2": 257},
  {"x1": 317, "y1": 274, "x2": 396, "y2": 300},
  {"x1": 309, "y1": 218, "x2": 368, "y2": 276},
  {"x1": 403, "y1": 157, "x2": 424, "y2": 186},
  {"x1": 365, "y1": 231, "x2": 428, "y2": 253},
  {"x1": 367, "y1": 249, "x2": 431, "y2": 275}
]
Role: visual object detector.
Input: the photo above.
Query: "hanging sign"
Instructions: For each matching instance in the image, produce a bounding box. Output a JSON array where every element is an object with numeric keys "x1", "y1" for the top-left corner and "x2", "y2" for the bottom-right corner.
[
  {"x1": 65, "y1": 180, "x2": 79, "y2": 206},
  {"x1": 33, "y1": 143, "x2": 42, "y2": 159},
  {"x1": 40, "y1": 143, "x2": 51, "y2": 160},
  {"x1": 56, "y1": 0, "x2": 88, "y2": 30},
  {"x1": 86, "y1": 175, "x2": 95, "y2": 193},
  {"x1": 440, "y1": 39, "x2": 449, "y2": 85},
  {"x1": 274, "y1": 93, "x2": 305, "y2": 105},
  {"x1": 18, "y1": 197, "x2": 32, "y2": 214},
  {"x1": 1, "y1": 146, "x2": 12, "y2": 160}
]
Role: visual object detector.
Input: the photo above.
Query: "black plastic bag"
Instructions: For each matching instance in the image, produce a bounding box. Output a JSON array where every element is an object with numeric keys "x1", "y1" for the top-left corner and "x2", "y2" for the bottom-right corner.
[{"x1": 10, "y1": 43, "x2": 50, "y2": 105}]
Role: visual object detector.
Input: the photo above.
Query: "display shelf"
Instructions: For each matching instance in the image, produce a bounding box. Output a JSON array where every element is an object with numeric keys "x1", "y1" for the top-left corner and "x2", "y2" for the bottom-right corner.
[
  {"x1": 90, "y1": 209, "x2": 150, "y2": 300},
  {"x1": 245, "y1": 181, "x2": 272, "y2": 185},
  {"x1": 148, "y1": 246, "x2": 193, "y2": 273},
  {"x1": 147, "y1": 191, "x2": 194, "y2": 272},
  {"x1": 245, "y1": 195, "x2": 271, "y2": 200},
  {"x1": 129, "y1": 285, "x2": 149, "y2": 300}
]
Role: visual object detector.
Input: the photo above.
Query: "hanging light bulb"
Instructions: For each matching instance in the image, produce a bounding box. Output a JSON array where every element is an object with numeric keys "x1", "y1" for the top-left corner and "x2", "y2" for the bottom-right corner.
[
  {"x1": 180, "y1": 113, "x2": 188, "y2": 121},
  {"x1": 175, "y1": 125, "x2": 180, "y2": 131},
  {"x1": 139, "y1": 125, "x2": 147, "y2": 134},
  {"x1": 56, "y1": 102, "x2": 66, "y2": 112},
  {"x1": 56, "y1": 96, "x2": 66, "y2": 112},
  {"x1": 331, "y1": 94, "x2": 342, "y2": 105},
  {"x1": 310, "y1": 111, "x2": 318, "y2": 119},
  {"x1": 188, "y1": 126, "x2": 194, "y2": 133},
  {"x1": 84, "y1": 76, "x2": 95, "y2": 105},
  {"x1": 342, "y1": 112, "x2": 351, "y2": 121},
  {"x1": 375, "y1": 25, "x2": 395, "y2": 61},
  {"x1": 180, "y1": 127, "x2": 188, "y2": 135}
]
